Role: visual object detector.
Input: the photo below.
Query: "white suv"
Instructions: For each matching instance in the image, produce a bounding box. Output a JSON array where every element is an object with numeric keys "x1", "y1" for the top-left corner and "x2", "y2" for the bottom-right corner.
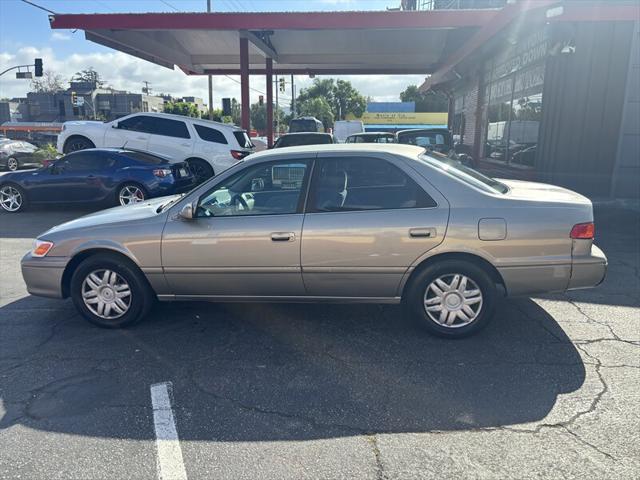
[{"x1": 57, "y1": 112, "x2": 255, "y2": 182}]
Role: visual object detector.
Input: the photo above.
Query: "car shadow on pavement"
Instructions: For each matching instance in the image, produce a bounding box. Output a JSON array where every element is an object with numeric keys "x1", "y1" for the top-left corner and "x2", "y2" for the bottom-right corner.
[{"x1": 0, "y1": 296, "x2": 585, "y2": 441}]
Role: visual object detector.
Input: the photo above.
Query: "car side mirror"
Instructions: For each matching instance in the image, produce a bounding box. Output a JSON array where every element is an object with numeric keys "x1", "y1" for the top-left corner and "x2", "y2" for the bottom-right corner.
[
  {"x1": 112, "y1": 122, "x2": 119, "y2": 129},
  {"x1": 179, "y1": 202, "x2": 195, "y2": 220}
]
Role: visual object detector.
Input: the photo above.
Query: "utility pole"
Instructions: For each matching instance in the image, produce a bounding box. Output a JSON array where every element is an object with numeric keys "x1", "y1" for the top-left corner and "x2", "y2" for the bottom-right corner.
[
  {"x1": 274, "y1": 74, "x2": 279, "y2": 136},
  {"x1": 207, "y1": 0, "x2": 214, "y2": 120},
  {"x1": 290, "y1": 74, "x2": 295, "y2": 117},
  {"x1": 142, "y1": 80, "x2": 152, "y2": 95}
]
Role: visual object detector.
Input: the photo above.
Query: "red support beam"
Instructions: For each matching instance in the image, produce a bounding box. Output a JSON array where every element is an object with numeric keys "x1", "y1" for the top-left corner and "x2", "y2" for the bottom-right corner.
[
  {"x1": 266, "y1": 57, "x2": 274, "y2": 148},
  {"x1": 239, "y1": 37, "x2": 250, "y2": 131}
]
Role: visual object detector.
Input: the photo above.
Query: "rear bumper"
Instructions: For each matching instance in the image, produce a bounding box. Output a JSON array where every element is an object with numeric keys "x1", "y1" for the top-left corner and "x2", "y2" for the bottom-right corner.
[
  {"x1": 568, "y1": 244, "x2": 607, "y2": 290},
  {"x1": 21, "y1": 253, "x2": 68, "y2": 299}
]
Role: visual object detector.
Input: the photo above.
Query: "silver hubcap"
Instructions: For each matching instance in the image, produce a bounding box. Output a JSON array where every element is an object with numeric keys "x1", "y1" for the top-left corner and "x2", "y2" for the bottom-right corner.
[
  {"x1": 424, "y1": 274, "x2": 483, "y2": 328},
  {"x1": 82, "y1": 269, "x2": 132, "y2": 320},
  {"x1": 8, "y1": 158, "x2": 18, "y2": 171},
  {"x1": 119, "y1": 185, "x2": 144, "y2": 206},
  {"x1": 0, "y1": 186, "x2": 22, "y2": 212}
]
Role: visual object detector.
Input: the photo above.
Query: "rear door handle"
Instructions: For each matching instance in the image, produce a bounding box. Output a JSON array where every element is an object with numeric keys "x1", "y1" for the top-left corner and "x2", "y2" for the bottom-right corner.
[
  {"x1": 271, "y1": 232, "x2": 295, "y2": 242},
  {"x1": 409, "y1": 227, "x2": 436, "y2": 238}
]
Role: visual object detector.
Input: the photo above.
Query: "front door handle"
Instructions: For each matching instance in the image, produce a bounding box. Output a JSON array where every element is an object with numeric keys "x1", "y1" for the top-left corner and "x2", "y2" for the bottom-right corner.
[
  {"x1": 409, "y1": 227, "x2": 436, "y2": 238},
  {"x1": 271, "y1": 232, "x2": 295, "y2": 242}
]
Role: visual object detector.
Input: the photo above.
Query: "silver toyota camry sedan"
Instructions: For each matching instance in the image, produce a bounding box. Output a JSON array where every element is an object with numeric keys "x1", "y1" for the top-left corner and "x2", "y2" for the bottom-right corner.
[{"x1": 21, "y1": 144, "x2": 607, "y2": 337}]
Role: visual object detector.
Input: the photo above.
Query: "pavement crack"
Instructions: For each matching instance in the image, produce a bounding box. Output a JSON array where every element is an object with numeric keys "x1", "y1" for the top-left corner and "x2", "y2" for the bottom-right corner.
[{"x1": 367, "y1": 434, "x2": 387, "y2": 480}]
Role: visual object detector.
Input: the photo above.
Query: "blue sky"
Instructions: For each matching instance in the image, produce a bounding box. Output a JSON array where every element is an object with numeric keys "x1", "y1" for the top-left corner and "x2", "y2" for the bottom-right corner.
[{"x1": 0, "y1": 0, "x2": 424, "y2": 108}]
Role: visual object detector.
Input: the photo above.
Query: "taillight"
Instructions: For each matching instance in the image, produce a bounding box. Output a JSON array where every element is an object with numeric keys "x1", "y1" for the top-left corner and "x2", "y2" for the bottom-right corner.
[
  {"x1": 153, "y1": 168, "x2": 172, "y2": 178},
  {"x1": 230, "y1": 150, "x2": 248, "y2": 160},
  {"x1": 570, "y1": 222, "x2": 595, "y2": 239},
  {"x1": 32, "y1": 240, "x2": 54, "y2": 257}
]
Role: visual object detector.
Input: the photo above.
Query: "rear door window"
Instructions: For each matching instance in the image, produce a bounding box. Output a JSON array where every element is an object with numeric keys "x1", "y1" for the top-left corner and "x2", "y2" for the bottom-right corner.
[
  {"x1": 195, "y1": 125, "x2": 228, "y2": 144},
  {"x1": 309, "y1": 157, "x2": 436, "y2": 212},
  {"x1": 147, "y1": 117, "x2": 190, "y2": 139}
]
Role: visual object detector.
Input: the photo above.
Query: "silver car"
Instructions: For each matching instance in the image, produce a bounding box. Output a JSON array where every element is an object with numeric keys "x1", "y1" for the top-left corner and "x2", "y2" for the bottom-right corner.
[{"x1": 21, "y1": 144, "x2": 607, "y2": 338}]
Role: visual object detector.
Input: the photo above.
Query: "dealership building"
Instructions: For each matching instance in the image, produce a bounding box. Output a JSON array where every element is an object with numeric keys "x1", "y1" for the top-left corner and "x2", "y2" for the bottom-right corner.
[{"x1": 421, "y1": 2, "x2": 639, "y2": 198}]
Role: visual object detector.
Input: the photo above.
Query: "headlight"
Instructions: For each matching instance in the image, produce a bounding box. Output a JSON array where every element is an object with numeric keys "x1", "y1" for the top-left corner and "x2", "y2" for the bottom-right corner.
[{"x1": 32, "y1": 240, "x2": 54, "y2": 257}]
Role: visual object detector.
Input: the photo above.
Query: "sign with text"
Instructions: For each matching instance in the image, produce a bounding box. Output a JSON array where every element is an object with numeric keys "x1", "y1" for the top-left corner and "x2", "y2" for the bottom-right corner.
[{"x1": 361, "y1": 112, "x2": 448, "y2": 125}]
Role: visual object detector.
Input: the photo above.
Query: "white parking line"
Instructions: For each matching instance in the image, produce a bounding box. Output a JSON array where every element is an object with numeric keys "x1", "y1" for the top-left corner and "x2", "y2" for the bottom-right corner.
[{"x1": 150, "y1": 382, "x2": 188, "y2": 480}]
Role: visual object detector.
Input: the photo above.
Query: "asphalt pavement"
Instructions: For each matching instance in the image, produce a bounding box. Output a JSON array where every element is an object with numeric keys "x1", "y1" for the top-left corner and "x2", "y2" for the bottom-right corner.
[{"x1": 0, "y1": 203, "x2": 638, "y2": 479}]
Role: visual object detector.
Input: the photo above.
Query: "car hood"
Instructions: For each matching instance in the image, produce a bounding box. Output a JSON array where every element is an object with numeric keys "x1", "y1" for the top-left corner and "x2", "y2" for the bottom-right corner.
[
  {"x1": 498, "y1": 179, "x2": 591, "y2": 205},
  {"x1": 42, "y1": 195, "x2": 178, "y2": 237},
  {"x1": 64, "y1": 120, "x2": 104, "y2": 127}
]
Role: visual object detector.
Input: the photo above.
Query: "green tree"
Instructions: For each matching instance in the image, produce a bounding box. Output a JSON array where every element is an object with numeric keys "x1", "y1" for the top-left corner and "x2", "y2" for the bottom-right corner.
[
  {"x1": 297, "y1": 97, "x2": 334, "y2": 129},
  {"x1": 399, "y1": 85, "x2": 449, "y2": 112},
  {"x1": 296, "y1": 78, "x2": 366, "y2": 122},
  {"x1": 72, "y1": 67, "x2": 104, "y2": 87},
  {"x1": 163, "y1": 101, "x2": 201, "y2": 118},
  {"x1": 250, "y1": 102, "x2": 285, "y2": 132}
]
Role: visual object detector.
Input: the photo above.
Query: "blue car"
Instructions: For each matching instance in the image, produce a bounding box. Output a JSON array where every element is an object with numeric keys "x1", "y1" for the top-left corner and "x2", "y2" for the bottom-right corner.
[{"x1": 0, "y1": 148, "x2": 195, "y2": 213}]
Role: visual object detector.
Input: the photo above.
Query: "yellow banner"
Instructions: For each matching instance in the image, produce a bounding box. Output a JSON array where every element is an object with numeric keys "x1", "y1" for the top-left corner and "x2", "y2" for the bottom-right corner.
[{"x1": 360, "y1": 112, "x2": 448, "y2": 125}]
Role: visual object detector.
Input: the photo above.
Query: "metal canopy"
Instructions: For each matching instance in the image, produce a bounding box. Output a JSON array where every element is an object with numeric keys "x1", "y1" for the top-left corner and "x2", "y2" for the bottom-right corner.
[{"x1": 49, "y1": 10, "x2": 498, "y2": 75}]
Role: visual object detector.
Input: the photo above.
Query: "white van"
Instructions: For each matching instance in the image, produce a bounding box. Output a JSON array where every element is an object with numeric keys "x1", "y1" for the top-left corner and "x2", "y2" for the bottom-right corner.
[{"x1": 333, "y1": 120, "x2": 364, "y2": 143}]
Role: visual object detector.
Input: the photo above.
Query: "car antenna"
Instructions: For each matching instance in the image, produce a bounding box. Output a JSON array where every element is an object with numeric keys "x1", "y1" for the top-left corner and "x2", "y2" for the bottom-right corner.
[{"x1": 121, "y1": 140, "x2": 128, "y2": 150}]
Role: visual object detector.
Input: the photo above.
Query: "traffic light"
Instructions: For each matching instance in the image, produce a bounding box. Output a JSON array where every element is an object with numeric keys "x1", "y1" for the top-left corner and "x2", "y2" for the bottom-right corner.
[
  {"x1": 70, "y1": 91, "x2": 77, "y2": 106},
  {"x1": 222, "y1": 97, "x2": 231, "y2": 116},
  {"x1": 279, "y1": 78, "x2": 285, "y2": 93},
  {"x1": 258, "y1": 95, "x2": 264, "y2": 106},
  {"x1": 34, "y1": 58, "x2": 43, "y2": 77}
]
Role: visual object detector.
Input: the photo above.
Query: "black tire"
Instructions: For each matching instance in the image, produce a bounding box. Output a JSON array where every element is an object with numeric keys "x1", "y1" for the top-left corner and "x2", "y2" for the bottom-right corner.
[
  {"x1": 405, "y1": 260, "x2": 497, "y2": 338},
  {"x1": 116, "y1": 182, "x2": 147, "y2": 206},
  {"x1": 63, "y1": 136, "x2": 95, "y2": 153},
  {"x1": 70, "y1": 253, "x2": 154, "y2": 328},
  {"x1": 0, "y1": 183, "x2": 28, "y2": 213},
  {"x1": 186, "y1": 158, "x2": 214, "y2": 185},
  {"x1": 7, "y1": 157, "x2": 19, "y2": 171}
]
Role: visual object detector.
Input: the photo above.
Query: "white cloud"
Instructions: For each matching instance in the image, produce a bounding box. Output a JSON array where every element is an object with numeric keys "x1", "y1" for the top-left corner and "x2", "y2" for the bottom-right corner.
[
  {"x1": 0, "y1": 46, "x2": 425, "y2": 109},
  {"x1": 50, "y1": 32, "x2": 71, "y2": 41}
]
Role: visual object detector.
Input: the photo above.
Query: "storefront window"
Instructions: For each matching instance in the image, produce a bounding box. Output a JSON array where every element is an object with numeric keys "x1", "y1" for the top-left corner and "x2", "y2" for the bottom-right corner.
[{"x1": 482, "y1": 29, "x2": 548, "y2": 169}]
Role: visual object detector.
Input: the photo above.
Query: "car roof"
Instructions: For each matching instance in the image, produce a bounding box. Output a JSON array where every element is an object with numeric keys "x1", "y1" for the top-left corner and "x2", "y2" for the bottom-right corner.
[
  {"x1": 68, "y1": 147, "x2": 172, "y2": 160},
  {"x1": 280, "y1": 132, "x2": 332, "y2": 137},
  {"x1": 128, "y1": 112, "x2": 244, "y2": 131},
  {"x1": 249, "y1": 143, "x2": 424, "y2": 160},
  {"x1": 348, "y1": 132, "x2": 394, "y2": 137},
  {"x1": 396, "y1": 128, "x2": 449, "y2": 135}
]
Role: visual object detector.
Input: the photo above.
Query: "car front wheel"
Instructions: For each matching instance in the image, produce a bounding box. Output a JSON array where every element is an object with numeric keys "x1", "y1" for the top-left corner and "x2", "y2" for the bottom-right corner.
[
  {"x1": 406, "y1": 260, "x2": 497, "y2": 338},
  {"x1": 0, "y1": 184, "x2": 27, "y2": 213},
  {"x1": 63, "y1": 136, "x2": 95, "y2": 153},
  {"x1": 7, "y1": 157, "x2": 19, "y2": 171},
  {"x1": 70, "y1": 253, "x2": 154, "y2": 328}
]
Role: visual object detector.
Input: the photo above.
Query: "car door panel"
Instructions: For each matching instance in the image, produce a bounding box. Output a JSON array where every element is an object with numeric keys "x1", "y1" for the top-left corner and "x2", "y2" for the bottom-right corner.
[
  {"x1": 103, "y1": 115, "x2": 151, "y2": 151},
  {"x1": 162, "y1": 215, "x2": 305, "y2": 296},
  {"x1": 301, "y1": 154, "x2": 449, "y2": 298},
  {"x1": 161, "y1": 158, "x2": 313, "y2": 297}
]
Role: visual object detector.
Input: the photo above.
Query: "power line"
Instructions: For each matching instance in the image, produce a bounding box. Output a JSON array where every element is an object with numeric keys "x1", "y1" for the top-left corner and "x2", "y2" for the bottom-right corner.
[
  {"x1": 159, "y1": 0, "x2": 179, "y2": 11},
  {"x1": 19, "y1": 0, "x2": 56, "y2": 15}
]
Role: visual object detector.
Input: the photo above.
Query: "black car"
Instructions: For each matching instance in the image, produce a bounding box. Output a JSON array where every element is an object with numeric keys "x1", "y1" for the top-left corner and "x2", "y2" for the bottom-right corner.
[
  {"x1": 345, "y1": 132, "x2": 396, "y2": 144},
  {"x1": 272, "y1": 132, "x2": 334, "y2": 149},
  {"x1": 0, "y1": 148, "x2": 195, "y2": 213},
  {"x1": 396, "y1": 128, "x2": 453, "y2": 155},
  {"x1": 0, "y1": 140, "x2": 42, "y2": 171}
]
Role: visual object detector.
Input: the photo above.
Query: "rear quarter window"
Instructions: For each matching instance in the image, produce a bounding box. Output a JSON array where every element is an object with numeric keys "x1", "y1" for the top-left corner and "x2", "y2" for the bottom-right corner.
[{"x1": 195, "y1": 125, "x2": 228, "y2": 144}]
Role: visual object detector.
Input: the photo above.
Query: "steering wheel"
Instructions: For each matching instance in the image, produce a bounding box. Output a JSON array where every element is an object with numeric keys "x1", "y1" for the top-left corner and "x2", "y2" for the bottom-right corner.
[{"x1": 232, "y1": 194, "x2": 249, "y2": 212}]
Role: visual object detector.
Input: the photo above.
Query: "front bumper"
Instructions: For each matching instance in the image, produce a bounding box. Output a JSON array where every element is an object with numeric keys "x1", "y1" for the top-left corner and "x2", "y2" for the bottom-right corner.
[
  {"x1": 21, "y1": 253, "x2": 68, "y2": 299},
  {"x1": 568, "y1": 244, "x2": 608, "y2": 290}
]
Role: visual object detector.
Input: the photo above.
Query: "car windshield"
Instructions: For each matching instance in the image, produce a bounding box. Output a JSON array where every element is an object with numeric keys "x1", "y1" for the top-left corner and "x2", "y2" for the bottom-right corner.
[
  {"x1": 418, "y1": 153, "x2": 509, "y2": 195},
  {"x1": 233, "y1": 131, "x2": 255, "y2": 149},
  {"x1": 398, "y1": 131, "x2": 451, "y2": 150},
  {"x1": 274, "y1": 134, "x2": 331, "y2": 148}
]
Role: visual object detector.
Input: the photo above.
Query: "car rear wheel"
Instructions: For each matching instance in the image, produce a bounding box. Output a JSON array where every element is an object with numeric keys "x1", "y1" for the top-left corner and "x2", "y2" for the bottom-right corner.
[
  {"x1": 70, "y1": 253, "x2": 154, "y2": 328},
  {"x1": 117, "y1": 183, "x2": 147, "y2": 206},
  {"x1": 7, "y1": 157, "x2": 18, "y2": 171},
  {"x1": 0, "y1": 184, "x2": 27, "y2": 213},
  {"x1": 186, "y1": 158, "x2": 214, "y2": 184},
  {"x1": 406, "y1": 260, "x2": 497, "y2": 338},
  {"x1": 63, "y1": 136, "x2": 95, "y2": 153}
]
